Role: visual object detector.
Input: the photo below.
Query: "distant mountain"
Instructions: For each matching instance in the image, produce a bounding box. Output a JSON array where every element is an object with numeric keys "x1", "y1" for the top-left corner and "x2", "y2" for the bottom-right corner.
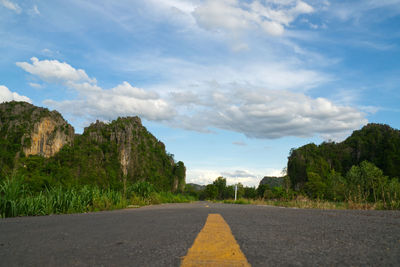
[
  {"x1": 0, "y1": 101, "x2": 185, "y2": 192},
  {"x1": 287, "y1": 123, "x2": 400, "y2": 189},
  {"x1": 259, "y1": 176, "x2": 284, "y2": 188},
  {"x1": 186, "y1": 183, "x2": 206, "y2": 191}
]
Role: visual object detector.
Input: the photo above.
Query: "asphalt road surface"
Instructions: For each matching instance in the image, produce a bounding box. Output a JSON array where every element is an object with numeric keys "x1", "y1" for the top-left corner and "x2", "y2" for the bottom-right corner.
[{"x1": 1, "y1": 202, "x2": 400, "y2": 266}]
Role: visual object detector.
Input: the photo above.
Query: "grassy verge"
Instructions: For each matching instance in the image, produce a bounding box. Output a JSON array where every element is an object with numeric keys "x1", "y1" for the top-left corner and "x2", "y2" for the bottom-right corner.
[
  {"x1": 0, "y1": 177, "x2": 196, "y2": 218},
  {"x1": 219, "y1": 196, "x2": 387, "y2": 210}
]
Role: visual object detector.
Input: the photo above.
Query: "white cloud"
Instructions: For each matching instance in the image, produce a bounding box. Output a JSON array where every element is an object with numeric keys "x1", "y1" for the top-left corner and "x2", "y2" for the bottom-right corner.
[
  {"x1": 101, "y1": 51, "x2": 364, "y2": 140},
  {"x1": 0, "y1": 85, "x2": 31, "y2": 103},
  {"x1": 127, "y1": 55, "x2": 331, "y2": 93},
  {"x1": 17, "y1": 57, "x2": 366, "y2": 140},
  {"x1": 325, "y1": 0, "x2": 400, "y2": 23},
  {"x1": 156, "y1": 0, "x2": 198, "y2": 14},
  {"x1": 16, "y1": 58, "x2": 175, "y2": 122},
  {"x1": 29, "y1": 82, "x2": 42, "y2": 89},
  {"x1": 187, "y1": 167, "x2": 282, "y2": 187},
  {"x1": 16, "y1": 57, "x2": 96, "y2": 84},
  {"x1": 40, "y1": 48, "x2": 62, "y2": 57},
  {"x1": 186, "y1": 169, "x2": 222, "y2": 186},
  {"x1": 169, "y1": 84, "x2": 367, "y2": 140},
  {"x1": 192, "y1": 0, "x2": 314, "y2": 36},
  {"x1": 112, "y1": 82, "x2": 159, "y2": 100},
  {"x1": 0, "y1": 0, "x2": 21, "y2": 13},
  {"x1": 30, "y1": 5, "x2": 40, "y2": 15},
  {"x1": 44, "y1": 81, "x2": 174, "y2": 122},
  {"x1": 221, "y1": 169, "x2": 257, "y2": 179}
]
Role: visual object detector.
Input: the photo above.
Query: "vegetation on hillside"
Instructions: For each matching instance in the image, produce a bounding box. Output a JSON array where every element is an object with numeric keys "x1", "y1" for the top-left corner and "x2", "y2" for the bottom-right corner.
[
  {"x1": 284, "y1": 123, "x2": 400, "y2": 208},
  {"x1": 0, "y1": 102, "x2": 185, "y2": 193},
  {"x1": 198, "y1": 125, "x2": 400, "y2": 210},
  {"x1": 288, "y1": 124, "x2": 400, "y2": 189},
  {"x1": 2, "y1": 102, "x2": 400, "y2": 215},
  {"x1": 0, "y1": 102, "x2": 188, "y2": 217}
]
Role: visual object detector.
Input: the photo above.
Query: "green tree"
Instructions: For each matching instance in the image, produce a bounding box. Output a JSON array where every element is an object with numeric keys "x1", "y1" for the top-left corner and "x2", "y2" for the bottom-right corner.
[
  {"x1": 345, "y1": 161, "x2": 387, "y2": 203},
  {"x1": 204, "y1": 184, "x2": 218, "y2": 199},
  {"x1": 213, "y1": 177, "x2": 227, "y2": 200},
  {"x1": 305, "y1": 172, "x2": 327, "y2": 199},
  {"x1": 327, "y1": 170, "x2": 346, "y2": 201},
  {"x1": 257, "y1": 184, "x2": 269, "y2": 199},
  {"x1": 243, "y1": 187, "x2": 257, "y2": 199}
]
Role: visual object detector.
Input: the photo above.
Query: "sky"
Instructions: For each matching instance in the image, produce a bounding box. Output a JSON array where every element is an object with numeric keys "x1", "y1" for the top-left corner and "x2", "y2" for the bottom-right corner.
[{"x1": 1, "y1": 0, "x2": 400, "y2": 187}]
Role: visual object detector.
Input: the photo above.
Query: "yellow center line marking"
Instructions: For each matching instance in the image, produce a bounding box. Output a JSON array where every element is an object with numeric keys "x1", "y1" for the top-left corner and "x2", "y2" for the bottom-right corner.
[{"x1": 181, "y1": 213, "x2": 251, "y2": 267}]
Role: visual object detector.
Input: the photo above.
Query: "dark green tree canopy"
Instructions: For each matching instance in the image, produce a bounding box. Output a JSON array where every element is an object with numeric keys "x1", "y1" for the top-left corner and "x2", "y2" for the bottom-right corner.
[{"x1": 288, "y1": 123, "x2": 400, "y2": 190}]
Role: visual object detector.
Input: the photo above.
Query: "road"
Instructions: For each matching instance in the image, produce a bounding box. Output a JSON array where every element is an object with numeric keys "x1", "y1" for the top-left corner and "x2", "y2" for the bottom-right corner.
[{"x1": 1, "y1": 202, "x2": 400, "y2": 266}]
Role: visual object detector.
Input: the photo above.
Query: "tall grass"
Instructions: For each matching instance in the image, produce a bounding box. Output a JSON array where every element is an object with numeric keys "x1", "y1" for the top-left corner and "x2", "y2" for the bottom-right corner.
[
  {"x1": 0, "y1": 176, "x2": 195, "y2": 218},
  {"x1": 219, "y1": 196, "x2": 393, "y2": 210}
]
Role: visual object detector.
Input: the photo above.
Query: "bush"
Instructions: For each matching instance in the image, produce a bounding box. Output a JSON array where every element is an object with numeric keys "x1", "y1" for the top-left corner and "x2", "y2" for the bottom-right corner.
[
  {"x1": 127, "y1": 181, "x2": 155, "y2": 198},
  {"x1": 0, "y1": 175, "x2": 196, "y2": 218}
]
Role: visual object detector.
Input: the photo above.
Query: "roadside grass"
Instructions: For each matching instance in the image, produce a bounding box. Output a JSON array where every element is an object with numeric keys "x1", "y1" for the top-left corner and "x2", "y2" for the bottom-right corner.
[
  {"x1": 0, "y1": 176, "x2": 196, "y2": 218},
  {"x1": 219, "y1": 196, "x2": 380, "y2": 210}
]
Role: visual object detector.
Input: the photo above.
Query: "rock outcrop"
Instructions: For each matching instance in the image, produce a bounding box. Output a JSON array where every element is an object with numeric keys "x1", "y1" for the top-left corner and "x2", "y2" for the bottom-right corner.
[
  {"x1": 259, "y1": 176, "x2": 284, "y2": 188},
  {"x1": 0, "y1": 101, "x2": 74, "y2": 158},
  {"x1": 23, "y1": 117, "x2": 74, "y2": 158},
  {"x1": 0, "y1": 101, "x2": 185, "y2": 192},
  {"x1": 81, "y1": 117, "x2": 185, "y2": 191}
]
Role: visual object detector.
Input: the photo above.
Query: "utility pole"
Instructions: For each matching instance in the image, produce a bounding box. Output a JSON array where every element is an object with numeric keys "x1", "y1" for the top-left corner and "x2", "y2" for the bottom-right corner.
[{"x1": 234, "y1": 184, "x2": 238, "y2": 201}]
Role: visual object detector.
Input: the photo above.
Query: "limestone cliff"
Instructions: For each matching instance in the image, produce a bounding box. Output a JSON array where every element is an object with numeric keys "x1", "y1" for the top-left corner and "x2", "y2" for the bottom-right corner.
[
  {"x1": 259, "y1": 176, "x2": 284, "y2": 188},
  {"x1": 0, "y1": 102, "x2": 74, "y2": 171},
  {"x1": 23, "y1": 117, "x2": 74, "y2": 158},
  {"x1": 0, "y1": 101, "x2": 185, "y2": 192},
  {"x1": 80, "y1": 117, "x2": 186, "y2": 191}
]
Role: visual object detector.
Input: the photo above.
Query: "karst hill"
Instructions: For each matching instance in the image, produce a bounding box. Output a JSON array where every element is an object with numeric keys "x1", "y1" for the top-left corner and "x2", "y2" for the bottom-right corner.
[{"x1": 0, "y1": 101, "x2": 185, "y2": 192}]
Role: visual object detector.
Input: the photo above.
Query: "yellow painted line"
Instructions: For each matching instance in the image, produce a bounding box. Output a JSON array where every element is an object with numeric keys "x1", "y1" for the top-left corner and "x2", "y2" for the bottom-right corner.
[{"x1": 181, "y1": 214, "x2": 251, "y2": 267}]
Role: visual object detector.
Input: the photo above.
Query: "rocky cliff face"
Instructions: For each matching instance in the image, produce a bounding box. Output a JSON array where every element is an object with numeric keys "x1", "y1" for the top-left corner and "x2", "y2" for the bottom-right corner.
[
  {"x1": 259, "y1": 176, "x2": 284, "y2": 188},
  {"x1": 0, "y1": 101, "x2": 185, "y2": 191},
  {"x1": 81, "y1": 117, "x2": 185, "y2": 191},
  {"x1": 0, "y1": 101, "x2": 74, "y2": 160},
  {"x1": 23, "y1": 117, "x2": 74, "y2": 158},
  {"x1": 82, "y1": 117, "x2": 144, "y2": 177}
]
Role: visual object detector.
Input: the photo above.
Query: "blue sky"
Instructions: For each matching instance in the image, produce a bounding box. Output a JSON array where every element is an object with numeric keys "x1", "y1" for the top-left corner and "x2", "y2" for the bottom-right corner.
[{"x1": 1, "y1": 0, "x2": 400, "y2": 186}]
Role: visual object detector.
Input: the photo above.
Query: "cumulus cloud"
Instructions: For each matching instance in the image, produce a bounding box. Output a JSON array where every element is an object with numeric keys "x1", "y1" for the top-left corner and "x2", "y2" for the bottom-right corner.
[
  {"x1": 16, "y1": 57, "x2": 366, "y2": 140},
  {"x1": 16, "y1": 57, "x2": 174, "y2": 122},
  {"x1": 186, "y1": 168, "x2": 260, "y2": 186},
  {"x1": 193, "y1": 0, "x2": 314, "y2": 36},
  {"x1": 187, "y1": 168, "x2": 281, "y2": 186},
  {"x1": 44, "y1": 82, "x2": 174, "y2": 122},
  {"x1": 0, "y1": 85, "x2": 31, "y2": 103},
  {"x1": 16, "y1": 57, "x2": 96, "y2": 84},
  {"x1": 0, "y1": 0, "x2": 21, "y2": 13},
  {"x1": 169, "y1": 84, "x2": 367, "y2": 140}
]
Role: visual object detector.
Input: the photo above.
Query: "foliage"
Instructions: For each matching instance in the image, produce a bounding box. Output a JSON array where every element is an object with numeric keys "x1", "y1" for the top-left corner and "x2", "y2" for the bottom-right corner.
[
  {"x1": 243, "y1": 186, "x2": 257, "y2": 199},
  {"x1": 127, "y1": 181, "x2": 155, "y2": 198},
  {"x1": 305, "y1": 172, "x2": 327, "y2": 199},
  {"x1": 259, "y1": 176, "x2": 284, "y2": 188},
  {"x1": 0, "y1": 102, "x2": 186, "y2": 194},
  {"x1": 0, "y1": 175, "x2": 195, "y2": 218},
  {"x1": 173, "y1": 161, "x2": 186, "y2": 192},
  {"x1": 288, "y1": 123, "x2": 400, "y2": 190},
  {"x1": 203, "y1": 184, "x2": 218, "y2": 200},
  {"x1": 285, "y1": 123, "x2": 400, "y2": 209}
]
